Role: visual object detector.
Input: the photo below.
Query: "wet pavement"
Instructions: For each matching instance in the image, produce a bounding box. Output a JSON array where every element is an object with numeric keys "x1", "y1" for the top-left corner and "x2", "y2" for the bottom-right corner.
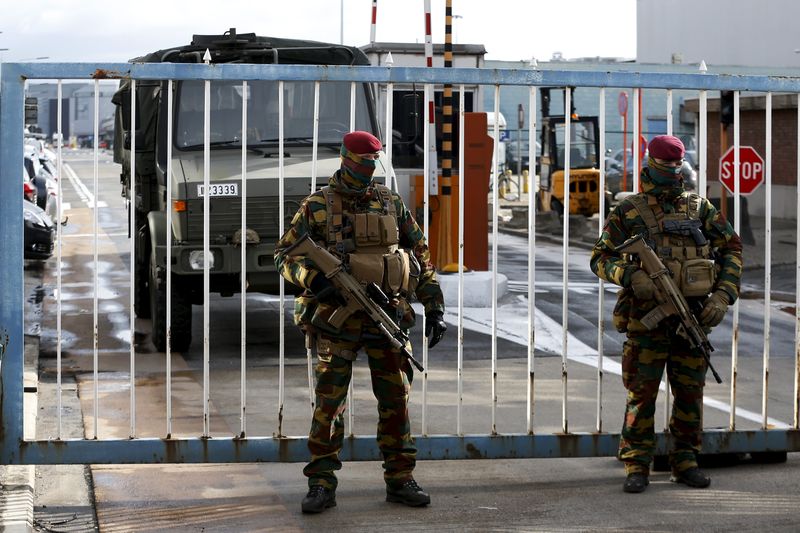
[{"x1": 5, "y1": 175, "x2": 800, "y2": 531}]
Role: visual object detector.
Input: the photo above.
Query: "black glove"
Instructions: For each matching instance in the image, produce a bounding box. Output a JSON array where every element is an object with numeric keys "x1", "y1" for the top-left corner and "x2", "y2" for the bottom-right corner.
[
  {"x1": 425, "y1": 311, "x2": 447, "y2": 349},
  {"x1": 309, "y1": 274, "x2": 345, "y2": 306}
]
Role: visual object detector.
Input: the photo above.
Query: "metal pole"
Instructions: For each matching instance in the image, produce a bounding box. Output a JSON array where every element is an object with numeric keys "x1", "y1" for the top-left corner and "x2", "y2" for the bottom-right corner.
[
  {"x1": 596, "y1": 87, "x2": 605, "y2": 433},
  {"x1": 240, "y1": 80, "x2": 248, "y2": 437},
  {"x1": 527, "y1": 85, "x2": 537, "y2": 434},
  {"x1": 561, "y1": 87, "x2": 571, "y2": 434}
]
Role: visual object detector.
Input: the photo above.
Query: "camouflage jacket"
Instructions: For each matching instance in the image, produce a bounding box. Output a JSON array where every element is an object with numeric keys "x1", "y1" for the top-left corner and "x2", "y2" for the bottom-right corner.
[
  {"x1": 590, "y1": 188, "x2": 743, "y2": 334},
  {"x1": 274, "y1": 172, "x2": 445, "y2": 339}
]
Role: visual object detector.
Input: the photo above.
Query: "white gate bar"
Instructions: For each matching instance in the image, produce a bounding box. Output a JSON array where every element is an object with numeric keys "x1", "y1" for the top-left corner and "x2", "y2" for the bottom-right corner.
[
  {"x1": 349, "y1": 81, "x2": 357, "y2": 132},
  {"x1": 278, "y1": 80, "x2": 287, "y2": 438},
  {"x1": 632, "y1": 88, "x2": 639, "y2": 193},
  {"x1": 795, "y1": 101, "x2": 800, "y2": 430},
  {"x1": 203, "y1": 79, "x2": 211, "y2": 437},
  {"x1": 384, "y1": 81, "x2": 395, "y2": 191},
  {"x1": 699, "y1": 90, "x2": 708, "y2": 193},
  {"x1": 664, "y1": 88, "x2": 673, "y2": 431},
  {"x1": 730, "y1": 90, "x2": 742, "y2": 430},
  {"x1": 596, "y1": 87, "x2": 605, "y2": 433},
  {"x1": 126, "y1": 80, "x2": 137, "y2": 439},
  {"x1": 457, "y1": 84, "x2": 465, "y2": 436},
  {"x1": 92, "y1": 79, "x2": 102, "y2": 440},
  {"x1": 421, "y1": 82, "x2": 432, "y2": 436},
  {"x1": 527, "y1": 85, "x2": 537, "y2": 434},
  {"x1": 166, "y1": 81, "x2": 174, "y2": 437},
  {"x1": 307, "y1": 81, "x2": 321, "y2": 413},
  {"x1": 240, "y1": 80, "x2": 248, "y2": 437},
  {"x1": 56, "y1": 80, "x2": 64, "y2": 440},
  {"x1": 666, "y1": 89, "x2": 673, "y2": 135},
  {"x1": 347, "y1": 80, "x2": 356, "y2": 437},
  {"x1": 561, "y1": 87, "x2": 571, "y2": 434},
  {"x1": 491, "y1": 84, "x2": 500, "y2": 435},
  {"x1": 762, "y1": 92, "x2": 773, "y2": 429}
]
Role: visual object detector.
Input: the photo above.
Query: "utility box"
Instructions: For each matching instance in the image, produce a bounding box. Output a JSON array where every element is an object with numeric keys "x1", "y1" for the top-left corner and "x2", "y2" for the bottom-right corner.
[{"x1": 412, "y1": 112, "x2": 492, "y2": 271}]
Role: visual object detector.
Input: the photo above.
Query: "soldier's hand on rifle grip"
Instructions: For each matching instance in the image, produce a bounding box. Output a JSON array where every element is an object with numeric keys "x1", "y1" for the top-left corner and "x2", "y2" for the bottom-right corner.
[
  {"x1": 631, "y1": 270, "x2": 657, "y2": 300},
  {"x1": 425, "y1": 311, "x2": 447, "y2": 349},
  {"x1": 310, "y1": 274, "x2": 346, "y2": 307},
  {"x1": 699, "y1": 290, "x2": 729, "y2": 327}
]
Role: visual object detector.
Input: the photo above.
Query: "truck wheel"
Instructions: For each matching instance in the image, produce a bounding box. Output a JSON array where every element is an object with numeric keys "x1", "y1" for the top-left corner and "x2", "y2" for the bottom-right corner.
[
  {"x1": 149, "y1": 251, "x2": 192, "y2": 352},
  {"x1": 134, "y1": 257, "x2": 151, "y2": 319},
  {"x1": 133, "y1": 215, "x2": 150, "y2": 318}
]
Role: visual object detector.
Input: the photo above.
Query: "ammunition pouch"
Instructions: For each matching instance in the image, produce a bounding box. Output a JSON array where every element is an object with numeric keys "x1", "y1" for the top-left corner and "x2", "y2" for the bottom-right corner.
[
  {"x1": 680, "y1": 258, "x2": 716, "y2": 298},
  {"x1": 347, "y1": 249, "x2": 419, "y2": 299}
]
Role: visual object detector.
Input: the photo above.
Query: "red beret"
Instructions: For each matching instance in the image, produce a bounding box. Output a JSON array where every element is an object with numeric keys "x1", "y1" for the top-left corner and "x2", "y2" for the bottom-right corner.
[
  {"x1": 343, "y1": 131, "x2": 382, "y2": 154},
  {"x1": 648, "y1": 135, "x2": 685, "y2": 160}
]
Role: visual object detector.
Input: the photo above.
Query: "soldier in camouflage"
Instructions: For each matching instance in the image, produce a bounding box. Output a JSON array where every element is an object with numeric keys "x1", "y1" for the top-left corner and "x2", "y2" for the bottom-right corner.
[
  {"x1": 590, "y1": 135, "x2": 742, "y2": 494},
  {"x1": 274, "y1": 131, "x2": 446, "y2": 513}
]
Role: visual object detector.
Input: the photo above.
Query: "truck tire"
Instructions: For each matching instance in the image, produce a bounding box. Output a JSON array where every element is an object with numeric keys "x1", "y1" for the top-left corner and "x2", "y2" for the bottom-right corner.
[
  {"x1": 149, "y1": 250, "x2": 192, "y2": 352},
  {"x1": 133, "y1": 214, "x2": 150, "y2": 318}
]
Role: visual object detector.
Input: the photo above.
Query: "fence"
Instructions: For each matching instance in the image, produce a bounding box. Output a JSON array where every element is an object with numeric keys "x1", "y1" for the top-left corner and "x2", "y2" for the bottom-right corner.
[{"x1": 1, "y1": 60, "x2": 799, "y2": 465}]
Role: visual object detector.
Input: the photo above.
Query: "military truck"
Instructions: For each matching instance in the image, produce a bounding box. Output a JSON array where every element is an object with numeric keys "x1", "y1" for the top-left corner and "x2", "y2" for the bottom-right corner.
[{"x1": 112, "y1": 29, "x2": 382, "y2": 351}]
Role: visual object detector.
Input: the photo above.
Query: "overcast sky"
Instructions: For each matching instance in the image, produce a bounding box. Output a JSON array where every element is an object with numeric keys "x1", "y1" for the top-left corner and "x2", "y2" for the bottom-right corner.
[{"x1": 0, "y1": 0, "x2": 635, "y2": 63}]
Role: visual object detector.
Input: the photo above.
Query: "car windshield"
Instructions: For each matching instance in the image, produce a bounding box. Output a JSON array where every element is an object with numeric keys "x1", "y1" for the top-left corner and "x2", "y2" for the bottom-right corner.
[{"x1": 175, "y1": 80, "x2": 372, "y2": 150}]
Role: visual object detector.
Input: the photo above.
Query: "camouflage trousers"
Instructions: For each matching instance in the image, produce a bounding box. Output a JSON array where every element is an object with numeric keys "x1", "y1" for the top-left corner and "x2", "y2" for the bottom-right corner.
[
  {"x1": 619, "y1": 330, "x2": 707, "y2": 475},
  {"x1": 303, "y1": 327, "x2": 415, "y2": 490}
]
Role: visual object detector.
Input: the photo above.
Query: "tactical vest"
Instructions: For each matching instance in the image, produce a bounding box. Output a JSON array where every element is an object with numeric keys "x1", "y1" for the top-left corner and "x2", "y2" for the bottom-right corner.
[
  {"x1": 322, "y1": 184, "x2": 419, "y2": 299},
  {"x1": 627, "y1": 192, "x2": 716, "y2": 298}
]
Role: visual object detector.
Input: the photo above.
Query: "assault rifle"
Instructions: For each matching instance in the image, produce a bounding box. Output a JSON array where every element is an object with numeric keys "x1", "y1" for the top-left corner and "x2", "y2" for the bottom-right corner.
[
  {"x1": 616, "y1": 233, "x2": 723, "y2": 384},
  {"x1": 283, "y1": 234, "x2": 424, "y2": 372}
]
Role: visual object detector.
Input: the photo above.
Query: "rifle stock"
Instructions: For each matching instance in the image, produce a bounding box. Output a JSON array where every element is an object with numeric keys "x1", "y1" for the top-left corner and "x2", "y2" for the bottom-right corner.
[
  {"x1": 615, "y1": 234, "x2": 723, "y2": 384},
  {"x1": 283, "y1": 234, "x2": 425, "y2": 371}
]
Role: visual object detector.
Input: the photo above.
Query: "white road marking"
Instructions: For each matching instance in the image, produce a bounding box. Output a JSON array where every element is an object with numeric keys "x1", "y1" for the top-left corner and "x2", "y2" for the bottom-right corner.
[
  {"x1": 63, "y1": 163, "x2": 107, "y2": 208},
  {"x1": 422, "y1": 302, "x2": 790, "y2": 429}
]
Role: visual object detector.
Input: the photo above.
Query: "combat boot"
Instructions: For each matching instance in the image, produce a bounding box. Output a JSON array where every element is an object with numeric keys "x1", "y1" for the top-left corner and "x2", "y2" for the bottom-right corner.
[
  {"x1": 623, "y1": 472, "x2": 649, "y2": 493},
  {"x1": 386, "y1": 479, "x2": 431, "y2": 506},
  {"x1": 301, "y1": 485, "x2": 336, "y2": 513},
  {"x1": 670, "y1": 467, "x2": 711, "y2": 488}
]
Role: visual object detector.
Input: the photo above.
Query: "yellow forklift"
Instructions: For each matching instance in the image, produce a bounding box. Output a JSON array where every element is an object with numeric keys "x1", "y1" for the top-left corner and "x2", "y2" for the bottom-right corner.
[{"x1": 537, "y1": 87, "x2": 605, "y2": 217}]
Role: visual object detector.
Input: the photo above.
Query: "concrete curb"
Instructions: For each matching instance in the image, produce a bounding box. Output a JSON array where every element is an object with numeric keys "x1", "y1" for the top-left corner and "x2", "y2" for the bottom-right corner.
[{"x1": 0, "y1": 337, "x2": 39, "y2": 532}]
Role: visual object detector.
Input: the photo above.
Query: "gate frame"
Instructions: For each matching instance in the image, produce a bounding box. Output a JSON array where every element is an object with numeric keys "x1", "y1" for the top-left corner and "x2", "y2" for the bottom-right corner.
[{"x1": 2, "y1": 61, "x2": 800, "y2": 464}]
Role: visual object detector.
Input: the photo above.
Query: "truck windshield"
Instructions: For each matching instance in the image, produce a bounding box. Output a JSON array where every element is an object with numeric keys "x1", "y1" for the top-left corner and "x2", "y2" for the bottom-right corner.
[
  {"x1": 175, "y1": 80, "x2": 372, "y2": 150},
  {"x1": 554, "y1": 121, "x2": 597, "y2": 169}
]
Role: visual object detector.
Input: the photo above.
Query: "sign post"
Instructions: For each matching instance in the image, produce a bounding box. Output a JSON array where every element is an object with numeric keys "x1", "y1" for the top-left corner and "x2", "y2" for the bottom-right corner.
[
  {"x1": 516, "y1": 103, "x2": 524, "y2": 178},
  {"x1": 718, "y1": 145, "x2": 764, "y2": 195}
]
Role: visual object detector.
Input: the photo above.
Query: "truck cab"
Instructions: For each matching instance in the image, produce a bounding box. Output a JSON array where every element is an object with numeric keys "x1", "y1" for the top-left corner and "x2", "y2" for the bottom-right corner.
[{"x1": 112, "y1": 29, "x2": 382, "y2": 351}]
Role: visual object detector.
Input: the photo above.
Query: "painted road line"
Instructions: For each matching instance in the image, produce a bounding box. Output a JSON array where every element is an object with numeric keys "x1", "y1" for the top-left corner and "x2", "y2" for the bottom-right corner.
[{"x1": 63, "y1": 163, "x2": 107, "y2": 208}]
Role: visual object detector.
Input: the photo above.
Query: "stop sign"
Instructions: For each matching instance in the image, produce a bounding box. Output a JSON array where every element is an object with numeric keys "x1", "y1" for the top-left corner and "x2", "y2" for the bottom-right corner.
[{"x1": 718, "y1": 145, "x2": 764, "y2": 195}]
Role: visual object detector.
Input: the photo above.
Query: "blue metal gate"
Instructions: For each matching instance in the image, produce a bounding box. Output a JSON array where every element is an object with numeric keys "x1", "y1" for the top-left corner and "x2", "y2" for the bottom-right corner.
[{"x1": 2, "y1": 60, "x2": 799, "y2": 464}]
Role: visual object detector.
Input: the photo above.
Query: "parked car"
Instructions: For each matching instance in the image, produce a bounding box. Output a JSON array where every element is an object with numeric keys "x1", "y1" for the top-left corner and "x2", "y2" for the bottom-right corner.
[
  {"x1": 23, "y1": 199, "x2": 55, "y2": 260},
  {"x1": 24, "y1": 143, "x2": 59, "y2": 223}
]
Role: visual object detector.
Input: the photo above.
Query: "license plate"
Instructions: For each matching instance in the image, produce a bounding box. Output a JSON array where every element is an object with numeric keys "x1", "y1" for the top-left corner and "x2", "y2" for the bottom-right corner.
[{"x1": 197, "y1": 183, "x2": 239, "y2": 197}]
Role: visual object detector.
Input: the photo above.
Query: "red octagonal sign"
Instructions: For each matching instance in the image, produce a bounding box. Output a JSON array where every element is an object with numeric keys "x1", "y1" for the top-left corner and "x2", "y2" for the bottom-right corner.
[{"x1": 718, "y1": 145, "x2": 764, "y2": 195}]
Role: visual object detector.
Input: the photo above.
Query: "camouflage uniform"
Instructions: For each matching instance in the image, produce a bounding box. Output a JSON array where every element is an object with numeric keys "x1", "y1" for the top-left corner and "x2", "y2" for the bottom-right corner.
[
  {"x1": 590, "y1": 167, "x2": 742, "y2": 476},
  {"x1": 274, "y1": 171, "x2": 444, "y2": 491}
]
